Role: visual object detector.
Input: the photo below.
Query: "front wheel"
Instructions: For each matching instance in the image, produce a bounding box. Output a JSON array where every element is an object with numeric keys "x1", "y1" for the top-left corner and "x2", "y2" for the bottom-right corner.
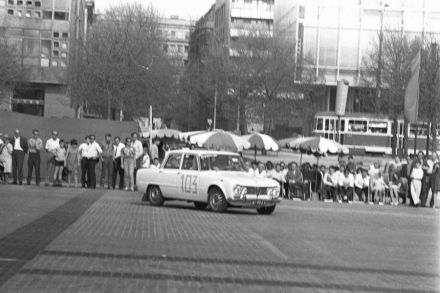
[
  {"x1": 148, "y1": 186, "x2": 164, "y2": 206},
  {"x1": 257, "y1": 205, "x2": 276, "y2": 215},
  {"x1": 208, "y1": 188, "x2": 227, "y2": 213}
]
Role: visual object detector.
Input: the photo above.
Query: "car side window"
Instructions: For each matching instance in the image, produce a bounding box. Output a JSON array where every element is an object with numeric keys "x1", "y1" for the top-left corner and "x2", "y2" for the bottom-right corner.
[
  {"x1": 200, "y1": 156, "x2": 210, "y2": 171},
  {"x1": 182, "y1": 154, "x2": 198, "y2": 171},
  {"x1": 163, "y1": 154, "x2": 182, "y2": 169}
]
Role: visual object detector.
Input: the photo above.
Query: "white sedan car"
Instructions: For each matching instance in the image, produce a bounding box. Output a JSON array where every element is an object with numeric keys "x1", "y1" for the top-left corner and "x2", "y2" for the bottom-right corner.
[{"x1": 136, "y1": 149, "x2": 281, "y2": 214}]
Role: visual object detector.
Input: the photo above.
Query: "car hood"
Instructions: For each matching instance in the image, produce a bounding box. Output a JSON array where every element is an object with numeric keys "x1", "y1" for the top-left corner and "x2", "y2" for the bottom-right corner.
[{"x1": 213, "y1": 171, "x2": 279, "y2": 188}]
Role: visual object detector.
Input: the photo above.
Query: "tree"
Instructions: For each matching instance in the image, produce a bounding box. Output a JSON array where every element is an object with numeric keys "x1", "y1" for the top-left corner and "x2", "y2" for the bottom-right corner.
[
  {"x1": 419, "y1": 41, "x2": 440, "y2": 153},
  {"x1": 0, "y1": 35, "x2": 22, "y2": 109},
  {"x1": 68, "y1": 3, "x2": 178, "y2": 120},
  {"x1": 361, "y1": 30, "x2": 421, "y2": 156}
]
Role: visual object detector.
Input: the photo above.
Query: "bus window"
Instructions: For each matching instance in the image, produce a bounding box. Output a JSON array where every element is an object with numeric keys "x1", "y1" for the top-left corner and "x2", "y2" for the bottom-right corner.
[
  {"x1": 369, "y1": 121, "x2": 388, "y2": 134},
  {"x1": 325, "y1": 119, "x2": 329, "y2": 131},
  {"x1": 348, "y1": 120, "x2": 367, "y2": 132},
  {"x1": 316, "y1": 118, "x2": 323, "y2": 131},
  {"x1": 341, "y1": 120, "x2": 345, "y2": 132},
  {"x1": 410, "y1": 123, "x2": 428, "y2": 136}
]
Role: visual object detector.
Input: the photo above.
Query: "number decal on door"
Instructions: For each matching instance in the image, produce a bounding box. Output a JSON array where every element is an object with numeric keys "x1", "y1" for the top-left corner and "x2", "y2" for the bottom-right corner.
[{"x1": 181, "y1": 175, "x2": 198, "y2": 194}]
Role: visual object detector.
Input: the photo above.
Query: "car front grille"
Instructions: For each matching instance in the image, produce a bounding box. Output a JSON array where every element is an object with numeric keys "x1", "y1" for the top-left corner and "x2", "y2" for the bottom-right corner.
[{"x1": 245, "y1": 187, "x2": 267, "y2": 195}]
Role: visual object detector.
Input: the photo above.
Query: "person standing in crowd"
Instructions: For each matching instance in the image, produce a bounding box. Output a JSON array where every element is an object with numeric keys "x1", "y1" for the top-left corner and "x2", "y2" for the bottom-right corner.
[
  {"x1": 100, "y1": 133, "x2": 114, "y2": 189},
  {"x1": 389, "y1": 171, "x2": 401, "y2": 206},
  {"x1": 112, "y1": 136, "x2": 125, "y2": 190},
  {"x1": 27, "y1": 129, "x2": 43, "y2": 185},
  {"x1": 85, "y1": 134, "x2": 102, "y2": 189},
  {"x1": 78, "y1": 136, "x2": 90, "y2": 188},
  {"x1": 271, "y1": 163, "x2": 286, "y2": 198},
  {"x1": 286, "y1": 162, "x2": 304, "y2": 199},
  {"x1": 0, "y1": 136, "x2": 13, "y2": 184},
  {"x1": 66, "y1": 139, "x2": 80, "y2": 188},
  {"x1": 432, "y1": 161, "x2": 439, "y2": 209},
  {"x1": 132, "y1": 132, "x2": 143, "y2": 190},
  {"x1": 372, "y1": 172, "x2": 386, "y2": 205},
  {"x1": 141, "y1": 143, "x2": 151, "y2": 168},
  {"x1": 150, "y1": 139, "x2": 159, "y2": 162},
  {"x1": 10, "y1": 129, "x2": 28, "y2": 185},
  {"x1": 421, "y1": 155, "x2": 434, "y2": 207},
  {"x1": 410, "y1": 160, "x2": 424, "y2": 207},
  {"x1": 45, "y1": 131, "x2": 60, "y2": 186},
  {"x1": 122, "y1": 137, "x2": 136, "y2": 191},
  {"x1": 346, "y1": 155, "x2": 356, "y2": 174},
  {"x1": 53, "y1": 140, "x2": 67, "y2": 187},
  {"x1": 248, "y1": 161, "x2": 258, "y2": 176}
]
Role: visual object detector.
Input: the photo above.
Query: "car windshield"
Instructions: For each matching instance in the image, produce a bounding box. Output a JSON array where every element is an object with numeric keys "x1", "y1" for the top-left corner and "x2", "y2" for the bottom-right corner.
[{"x1": 200, "y1": 154, "x2": 246, "y2": 172}]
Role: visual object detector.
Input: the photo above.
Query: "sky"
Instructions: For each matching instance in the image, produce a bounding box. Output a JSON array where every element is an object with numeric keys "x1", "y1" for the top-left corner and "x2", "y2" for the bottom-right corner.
[{"x1": 95, "y1": 0, "x2": 216, "y2": 20}]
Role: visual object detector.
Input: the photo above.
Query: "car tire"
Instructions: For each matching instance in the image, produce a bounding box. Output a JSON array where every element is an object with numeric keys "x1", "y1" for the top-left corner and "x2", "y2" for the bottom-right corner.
[
  {"x1": 256, "y1": 205, "x2": 276, "y2": 215},
  {"x1": 208, "y1": 187, "x2": 227, "y2": 213},
  {"x1": 194, "y1": 202, "x2": 208, "y2": 210},
  {"x1": 148, "y1": 186, "x2": 164, "y2": 206}
]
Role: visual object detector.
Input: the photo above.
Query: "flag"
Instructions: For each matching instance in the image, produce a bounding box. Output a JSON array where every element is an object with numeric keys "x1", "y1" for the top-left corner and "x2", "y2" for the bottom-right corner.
[{"x1": 404, "y1": 50, "x2": 421, "y2": 123}]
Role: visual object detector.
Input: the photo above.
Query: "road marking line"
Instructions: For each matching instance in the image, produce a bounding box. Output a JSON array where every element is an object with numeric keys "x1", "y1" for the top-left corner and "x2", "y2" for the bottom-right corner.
[
  {"x1": 0, "y1": 258, "x2": 22, "y2": 262},
  {"x1": 250, "y1": 233, "x2": 288, "y2": 260}
]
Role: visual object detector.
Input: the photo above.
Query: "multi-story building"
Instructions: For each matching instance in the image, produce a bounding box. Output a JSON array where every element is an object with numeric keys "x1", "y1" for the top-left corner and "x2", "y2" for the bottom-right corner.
[
  {"x1": 159, "y1": 15, "x2": 194, "y2": 67},
  {"x1": 0, "y1": 0, "x2": 94, "y2": 118},
  {"x1": 214, "y1": 0, "x2": 274, "y2": 46},
  {"x1": 275, "y1": 0, "x2": 440, "y2": 113},
  {"x1": 189, "y1": 4, "x2": 215, "y2": 65}
]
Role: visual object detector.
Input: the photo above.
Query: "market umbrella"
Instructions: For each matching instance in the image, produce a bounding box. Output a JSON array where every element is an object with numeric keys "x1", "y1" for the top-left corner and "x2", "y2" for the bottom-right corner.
[
  {"x1": 141, "y1": 129, "x2": 181, "y2": 140},
  {"x1": 277, "y1": 136, "x2": 307, "y2": 149},
  {"x1": 242, "y1": 132, "x2": 279, "y2": 160},
  {"x1": 179, "y1": 130, "x2": 209, "y2": 142},
  {"x1": 288, "y1": 136, "x2": 349, "y2": 165},
  {"x1": 189, "y1": 130, "x2": 251, "y2": 152}
]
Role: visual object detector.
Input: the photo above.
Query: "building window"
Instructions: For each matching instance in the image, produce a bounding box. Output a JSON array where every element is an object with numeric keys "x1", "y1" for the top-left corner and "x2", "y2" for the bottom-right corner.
[
  {"x1": 171, "y1": 30, "x2": 176, "y2": 37},
  {"x1": 7, "y1": 9, "x2": 13, "y2": 15},
  {"x1": 25, "y1": 10, "x2": 31, "y2": 17},
  {"x1": 163, "y1": 44, "x2": 168, "y2": 52},
  {"x1": 53, "y1": 41, "x2": 59, "y2": 48},
  {"x1": 26, "y1": 0, "x2": 32, "y2": 5},
  {"x1": 51, "y1": 60, "x2": 58, "y2": 67},
  {"x1": 16, "y1": 10, "x2": 22, "y2": 16},
  {"x1": 41, "y1": 58, "x2": 49, "y2": 67},
  {"x1": 60, "y1": 52, "x2": 67, "y2": 58},
  {"x1": 62, "y1": 32, "x2": 68, "y2": 38},
  {"x1": 53, "y1": 32, "x2": 59, "y2": 38},
  {"x1": 8, "y1": 0, "x2": 14, "y2": 4},
  {"x1": 60, "y1": 42, "x2": 67, "y2": 49},
  {"x1": 42, "y1": 10, "x2": 51, "y2": 19},
  {"x1": 54, "y1": 11, "x2": 68, "y2": 20},
  {"x1": 52, "y1": 50, "x2": 59, "y2": 57},
  {"x1": 34, "y1": 1, "x2": 40, "y2": 7},
  {"x1": 17, "y1": 0, "x2": 23, "y2": 5},
  {"x1": 34, "y1": 11, "x2": 40, "y2": 18}
]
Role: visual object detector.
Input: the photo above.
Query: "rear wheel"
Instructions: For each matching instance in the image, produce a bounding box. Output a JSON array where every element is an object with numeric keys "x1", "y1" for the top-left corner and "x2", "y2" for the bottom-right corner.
[
  {"x1": 194, "y1": 202, "x2": 208, "y2": 210},
  {"x1": 256, "y1": 205, "x2": 276, "y2": 215},
  {"x1": 208, "y1": 187, "x2": 227, "y2": 213},
  {"x1": 148, "y1": 186, "x2": 164, "y2": 206}
]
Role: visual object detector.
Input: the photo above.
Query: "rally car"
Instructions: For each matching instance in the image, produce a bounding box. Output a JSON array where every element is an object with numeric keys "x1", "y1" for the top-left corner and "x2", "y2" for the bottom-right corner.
[{"x1": 136, "y1": 149, "x2": 281, "y2": 214}]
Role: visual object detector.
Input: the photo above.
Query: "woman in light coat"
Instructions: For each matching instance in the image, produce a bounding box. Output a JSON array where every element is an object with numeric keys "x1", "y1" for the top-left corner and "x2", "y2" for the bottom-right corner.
[
  {"x1": 410, "y1": 160, "x2": 424, "y2": 207},
  {"x1": 0, "y1": 137, "x2": 13, "y2": 184}
]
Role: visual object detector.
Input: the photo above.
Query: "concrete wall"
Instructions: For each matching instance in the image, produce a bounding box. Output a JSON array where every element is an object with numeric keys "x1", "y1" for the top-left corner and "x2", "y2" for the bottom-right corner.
[{"x1": 43, "y1": 84, "x2": 74, "y2": 118}]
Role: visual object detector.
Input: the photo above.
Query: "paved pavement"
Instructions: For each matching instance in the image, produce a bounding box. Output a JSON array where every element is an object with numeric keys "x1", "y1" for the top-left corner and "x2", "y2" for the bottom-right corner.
[{"x1": 0, "y1": 185, "x2": 438, "y2": 292}]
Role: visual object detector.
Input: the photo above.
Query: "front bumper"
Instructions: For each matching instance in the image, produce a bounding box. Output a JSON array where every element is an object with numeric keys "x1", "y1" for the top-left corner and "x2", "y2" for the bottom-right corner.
[{"x1": 227, "y1": 195, "x2": 281, "y2": 208}]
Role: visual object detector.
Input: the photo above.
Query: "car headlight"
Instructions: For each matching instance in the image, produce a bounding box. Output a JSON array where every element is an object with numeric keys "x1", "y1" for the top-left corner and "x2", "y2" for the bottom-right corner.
[{"x1": 233, "y1": 185, "x2": 246, "y2": 199}]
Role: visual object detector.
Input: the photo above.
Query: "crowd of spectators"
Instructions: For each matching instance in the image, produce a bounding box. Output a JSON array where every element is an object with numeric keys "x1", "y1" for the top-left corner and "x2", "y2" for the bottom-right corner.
[
  {"x1": 0, "y1": 129, "x2": 160, "y2": 191},
  {"x1": 245, "y1": 153, "x2": 440, "y2": 208},
  {"x1": 0, "y1": 128, "x2": 439, "y2": 208}
]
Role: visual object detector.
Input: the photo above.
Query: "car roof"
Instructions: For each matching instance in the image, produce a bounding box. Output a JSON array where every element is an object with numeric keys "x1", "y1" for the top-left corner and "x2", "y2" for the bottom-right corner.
[{"x1": 167, "y1": 149, "x2": 239, "y2": 156}]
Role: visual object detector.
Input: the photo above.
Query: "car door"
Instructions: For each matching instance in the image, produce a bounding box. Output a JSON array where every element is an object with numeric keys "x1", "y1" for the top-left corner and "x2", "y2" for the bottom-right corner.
[
  {"x1": 160, "y1": 153, "x2": 182, "y2": 198},
  {"x1": 178, "y1": 153, "x2": 200, "y2": 200}
]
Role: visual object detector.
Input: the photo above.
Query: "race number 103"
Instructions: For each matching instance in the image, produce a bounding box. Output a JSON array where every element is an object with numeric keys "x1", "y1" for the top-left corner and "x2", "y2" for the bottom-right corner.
[{"x1": 181, "y1": 174, "x2": 197, "y2": 194}]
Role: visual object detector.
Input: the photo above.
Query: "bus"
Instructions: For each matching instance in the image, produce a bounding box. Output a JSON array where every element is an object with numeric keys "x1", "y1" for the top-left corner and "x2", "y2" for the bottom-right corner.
[{"x1": 312, "y1": 112, "x2": 440, "y2": 155}]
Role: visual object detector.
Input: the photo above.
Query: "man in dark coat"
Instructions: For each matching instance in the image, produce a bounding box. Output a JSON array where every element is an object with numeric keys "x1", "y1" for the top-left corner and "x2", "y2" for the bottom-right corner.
[{"x1": 11, "y1": 129, "x2": 28, "y2": 185}]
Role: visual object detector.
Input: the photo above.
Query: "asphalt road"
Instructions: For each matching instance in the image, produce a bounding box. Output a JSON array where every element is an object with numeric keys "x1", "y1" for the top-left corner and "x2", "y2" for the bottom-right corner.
[{"x1": 0, "y1": 185, "x2": 438, "y2": 292}]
